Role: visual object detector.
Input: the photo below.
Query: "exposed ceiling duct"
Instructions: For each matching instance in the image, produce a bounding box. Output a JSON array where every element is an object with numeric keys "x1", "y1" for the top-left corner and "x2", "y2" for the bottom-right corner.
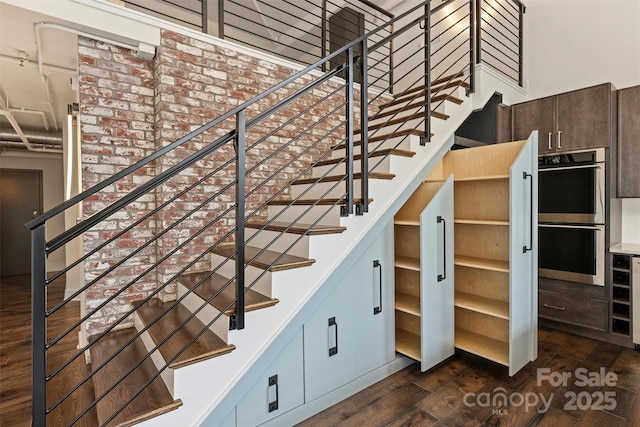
[{"x1": 0, "y1": 126, "x2": 63, "y2": 145}]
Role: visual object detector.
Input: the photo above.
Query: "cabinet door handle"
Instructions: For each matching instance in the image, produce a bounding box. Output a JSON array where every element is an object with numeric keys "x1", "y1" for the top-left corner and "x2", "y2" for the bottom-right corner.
[
  {"x1": 437, "y1": 216, "x2": 446, "y2": 282},
  {"x1": 328, "y1": 317, "x2": 338, "y2": 356},
  {"x1": 548, "y1": 132, "x2": 552, "y2": 150},
  {"x1": 543, "y1": 303, "x2": 566, "y2": 311},
  {"x1": 268, "y1": 375, "x2": 279, "y2": 412},
  {"x1": 522, "y1": 172, "x2": 533, "y2": 253},
  {"x1": 557, "y1": 130, "x2": 562, "y2": 149},
  {"x1": 373, "y1": 260, "x2": 382, "y2": 315}
]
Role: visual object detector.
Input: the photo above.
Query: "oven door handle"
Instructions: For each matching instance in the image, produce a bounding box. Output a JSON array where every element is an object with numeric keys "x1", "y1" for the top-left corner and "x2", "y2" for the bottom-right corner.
[
  {"x1": 538, "y1": 224, "x2": 603, "y2": 230},
  {"x1": 538, "y1": 164, "x2": 602, "y2": 172},
  {"x1": 523, "y1": 172, "x2": 533, "y2": 253}
]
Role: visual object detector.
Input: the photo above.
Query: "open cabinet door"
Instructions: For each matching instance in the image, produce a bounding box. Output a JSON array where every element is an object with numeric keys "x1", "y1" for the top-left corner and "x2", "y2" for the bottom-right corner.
[
  {"x1": 508, "y1": 132, "x2": 538, "y2": 375},
  {"x1": 419, "y1": 175, "x2": 455, "y2": 371}
]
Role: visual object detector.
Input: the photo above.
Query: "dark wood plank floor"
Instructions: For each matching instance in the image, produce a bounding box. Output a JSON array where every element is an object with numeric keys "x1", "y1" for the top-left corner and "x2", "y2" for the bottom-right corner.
[
  {"x1": 0, "y1": 273, "x2": 97, "y2": 426},
  {"x1": 3, "y1": 273, "x2": 640, "y2": 426},
  {"x1": 299, "y1": 329, "x2": 640, "y2": 427}
]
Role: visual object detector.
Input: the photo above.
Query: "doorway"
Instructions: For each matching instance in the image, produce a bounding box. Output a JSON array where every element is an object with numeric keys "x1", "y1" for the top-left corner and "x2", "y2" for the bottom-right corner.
[{"x1": 0, "y1": 169, "x2": 43, "y2": 276}]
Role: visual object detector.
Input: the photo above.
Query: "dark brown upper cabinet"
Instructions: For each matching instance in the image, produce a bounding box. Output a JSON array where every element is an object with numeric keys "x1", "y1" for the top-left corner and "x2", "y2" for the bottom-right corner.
[
  {"x1": 511, "y1": 83, "x2": 616, "y2": 154},
  {"x1": 617, "y1": 85, "x2": 640, "y2": 198}
]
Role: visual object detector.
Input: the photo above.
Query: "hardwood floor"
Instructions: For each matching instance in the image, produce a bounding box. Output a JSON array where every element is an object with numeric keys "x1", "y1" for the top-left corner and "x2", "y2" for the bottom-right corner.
[
  {"x1": 3, "y1": 273, "x2": 640, "y2": 426},
  {"x1": 0, "y1": 273, "x2": 97, "y2": 426},
  {"x1": 299, "y1": 329, "x2": 640, "y2": 427}
]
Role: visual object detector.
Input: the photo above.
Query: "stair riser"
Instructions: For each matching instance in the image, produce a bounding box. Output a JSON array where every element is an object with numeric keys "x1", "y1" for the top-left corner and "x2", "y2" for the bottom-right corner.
[
  {"x1": 290, "y1": 179, "x2": 364, "y2": 199},
  {"x1": 244, "y1": 227, "x2": 310, "y2": 258},
  {"x1": 210, "y1": 253, "x2": 273, "y2": 297},
  {"x1": 266, "y1": 204, "x2": 342, "y2": 227},
  {"x1": 176, "y1": 283, "x2": 230, "y2": 342},
  {"x1": 312, "y1": 156, "x2": 391, "y2": 177},
  {"x1": 133, "y1": 315, "x2": 175, "y2": 397},
  {"x1": 332, "y1": 137, "x2": 413, "y2": 158}
]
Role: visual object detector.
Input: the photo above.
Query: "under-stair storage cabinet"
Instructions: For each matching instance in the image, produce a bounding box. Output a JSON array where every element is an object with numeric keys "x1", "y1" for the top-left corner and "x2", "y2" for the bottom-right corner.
[
  {"x1": 394, "y1": 176, "x2": 455, "y2": 372},
  {"x1": 512, "y1": 83, "x2": 615, "y2": 154},
  {"x1": 617, "y1": 85, "x2": 640, "y2": 197},
  {"x1": 304, "y1": 222, "x2": 394, "y2": 402},
  {"x1": 236, "y1": 329, "x2": 304, "y2": 426},
  {"x1": 419, "y1": 136, "x2": 538, "y2": 376}
]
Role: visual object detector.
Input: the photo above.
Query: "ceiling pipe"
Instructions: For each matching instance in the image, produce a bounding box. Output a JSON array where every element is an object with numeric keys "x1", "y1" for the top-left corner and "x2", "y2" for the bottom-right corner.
[
  {"x1": 0, "y1": 95, "x2": 63, "y2": 154},
  {"x1": 0, "y1": 127, "x2": 63, "y2": 145},
  {"x1": 0, "y1": 141, "x2": 62, "y2": 151}
]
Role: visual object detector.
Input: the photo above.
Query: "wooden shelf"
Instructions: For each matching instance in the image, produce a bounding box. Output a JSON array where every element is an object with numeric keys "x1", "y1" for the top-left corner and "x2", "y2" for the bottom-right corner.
[
  {"x1": 612, "y1": 298, "x2": 630, "y2": 305},
  {"x1": 396, "y1": 293, "x2": 420, "y2": 316},
  {"x1": 454, "y1": 175, "x2": 509, "y2": 182},
  {"x1": 612, "y1": 283, "x2": 630, "y2": 289},
  {"x1": 395, "y1": 256, "x2": 420, "y2": 271},
  {"x1": 454, "y1": 255, "x2": 509, "y2": 273},
  {"x1": 454, "y1": 219, "x2": 509, "y2": 226},
  {"x1": 394, "y1": 219, "x2": 419, "y2": 226},
  {"x1": 612, "y1": 314, "x2": 630, "y2": 321},
  {"x1": 455, "y1": 291, "x2": 509, "y2": 320},
  {"x1": 455, "y1": 328, "x2": 509, "y2": 366},
  {"x1": 396, "y1": 329, "x2": 421, "y2": 361}
]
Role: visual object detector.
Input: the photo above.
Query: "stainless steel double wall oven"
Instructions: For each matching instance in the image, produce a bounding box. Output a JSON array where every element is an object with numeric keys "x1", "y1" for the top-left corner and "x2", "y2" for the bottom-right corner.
[{"x1": 537, "y1": 148, "x2": 606, "y2": 286}]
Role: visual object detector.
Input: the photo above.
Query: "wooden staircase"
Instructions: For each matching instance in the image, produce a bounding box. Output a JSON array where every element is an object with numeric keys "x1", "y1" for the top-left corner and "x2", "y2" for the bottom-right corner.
[{"x1": 81, "y1": 75, "x2": 469, "y2": 425}]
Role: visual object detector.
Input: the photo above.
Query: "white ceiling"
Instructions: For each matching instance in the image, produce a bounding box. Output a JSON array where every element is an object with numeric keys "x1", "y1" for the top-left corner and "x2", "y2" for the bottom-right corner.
[{"x1": 0, "y1": 3, "x2": 77, "y2": 134}]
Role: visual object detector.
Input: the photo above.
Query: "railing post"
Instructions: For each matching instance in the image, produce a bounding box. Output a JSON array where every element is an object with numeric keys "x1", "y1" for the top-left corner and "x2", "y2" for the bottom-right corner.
[
  {"x1": 423, "y1": 2, "x2": 431, "y2": 145},
  {"x1": 218, "y1": 0, "x2": 225, "y2": 39},
  {"x1": 475, "y1": 0, "x2": 482, "y2": 65},
  {"x1": 235, "y1": 110, "x2": 245, "y2": 330},
  {"x1": 201, "y1": 0, "x2": 208, "y2": 34},
  {"x1": 31, "y1": 223, "x2": 47, "y2": 426},
  {"x1": 518, "y1": 1, "x2": 525, "y2": 87},
  {"x1": 322, "y1": 0, "x2": 327, "y2": 72},
  {"x1": 469, "y1": 0, "x2": 476, "y2": 93},
  {"x1": 358, "y1": 40, "x2": 369, "y2": 215},
  {"x1": 389, "y1": 22, "x2": 395, "y2": 94},
  {"x1": 345, "y1": 47, "x2": 355, "y2": 215}
]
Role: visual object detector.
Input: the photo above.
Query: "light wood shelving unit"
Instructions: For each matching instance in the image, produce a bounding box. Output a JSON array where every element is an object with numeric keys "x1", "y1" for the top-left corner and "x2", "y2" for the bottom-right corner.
[
  {"x1": 394, "y1": 176, "x2": 454, "y2": 371},
  {"x1": 414, "y1": 136, "x2": 537, "y2": 376}
]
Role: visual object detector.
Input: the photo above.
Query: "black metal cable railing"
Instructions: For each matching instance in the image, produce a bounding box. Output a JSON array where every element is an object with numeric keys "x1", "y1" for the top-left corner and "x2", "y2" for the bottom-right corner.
[
  {"x1": 476, "y1": 0, "x2": 525, "y2": 86},
  {"x1": 29, "y1": 0, "x2": 525, "y2": 424}
]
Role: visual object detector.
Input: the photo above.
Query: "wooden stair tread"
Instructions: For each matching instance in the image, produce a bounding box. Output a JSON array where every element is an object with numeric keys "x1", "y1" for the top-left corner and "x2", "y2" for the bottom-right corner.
[
  {"x1": 394, "y1": 78, "x2": 470, "y2": 100},
  {"x1": 292, "y1": 171, "x2": 395, "y2": 185},
  {"x1": 392, "y1": 72, "x2": 464, "y2": 99},
  {"x1": 382, "y1": 92, "x2": 464, "y2": 110},
  {"x1": 315, "y1": 148, "x2": 415, "y2": 166},
  {"x1": 211, "y1": 244, "x2": 315, "y2": 271},
  {"x1": 89, "y1": 329, "x2": 182, "y2": 427},
  {"x1": 334, "y1": 130, "x2": 425, "y2": 150},
  {"x1": 245, "y1": 220, "x2": 346, "y2": 235},
  {"x1": 356, "y1": 110, "x2": 449, "y2": 134},
  {"x1": 267, "y1": 197, "x2": 373, "y2": 206},
  {"x1": 178, "y1": 271, "x2": 278, "y2": 315},
  {"x1": 134, "y1": 299, "x2": 235, "y2": 369}
]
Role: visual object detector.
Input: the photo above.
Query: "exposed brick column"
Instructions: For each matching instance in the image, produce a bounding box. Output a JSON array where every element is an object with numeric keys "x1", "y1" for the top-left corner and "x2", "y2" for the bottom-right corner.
[{"x1": 78, "y1": 37, "x2": 157, "y2": 335}]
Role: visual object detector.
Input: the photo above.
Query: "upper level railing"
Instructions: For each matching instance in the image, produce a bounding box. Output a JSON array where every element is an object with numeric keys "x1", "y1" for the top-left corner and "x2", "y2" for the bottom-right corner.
[
  {"x1": 475, "y1": 0, "x2": 525, "y2": 85},
  {"x1": 121, "y1": 0, "x2": 525, "y2": 88}
]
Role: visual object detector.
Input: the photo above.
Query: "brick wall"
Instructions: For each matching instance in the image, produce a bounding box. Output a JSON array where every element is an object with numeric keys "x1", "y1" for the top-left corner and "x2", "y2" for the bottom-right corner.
[
  {"x1": 78, "y1": 37, "x2": 157, "y2": 334},
  {"x1": 78, "y1": 30, "x2": 382, "y2": 336}
]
